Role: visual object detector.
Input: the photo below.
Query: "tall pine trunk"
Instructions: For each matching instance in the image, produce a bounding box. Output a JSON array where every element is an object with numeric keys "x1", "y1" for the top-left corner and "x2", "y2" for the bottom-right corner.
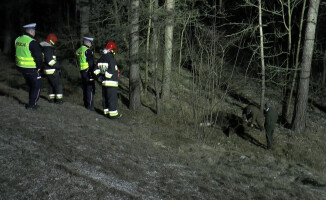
[
  {"x1": 323, "y1": 51, "x2": 326, "y2": 86},
  {"x1": 292, "y1": 0, "x2": 320, "y2": 133},
  {"x1": 281, "y1": 0, "x2": 293, "y2": 122},
  {"x1": 161, "y1": 0, "x2": 175, "y2": 101},
  {"x1": 287, "y1": 0, "x2": 307, "y2": 123},
  {"x1": 3, "y1": 3, "x2": 13, "y2": 55},
  {"x1": 151, "y1": 0, "x2": 160, "y2": 114},
  {"x1": 79, "y1": 0, "x2": 90, "y2": 39},
  {"x1": 129, "y1": 0, "x2": 141, "y2": 110},
  {"x1": 144, "y1": 0, "x2": 154, "y2": 97}
]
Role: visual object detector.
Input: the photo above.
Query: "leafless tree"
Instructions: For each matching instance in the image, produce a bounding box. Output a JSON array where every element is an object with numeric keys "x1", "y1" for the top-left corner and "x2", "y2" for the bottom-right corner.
[
  {"x1": 258, "y1": 0, "x2": 266, "y2": 111},
  {"x1": 292, "y1": 0, "x2": 321, "y2": 133},
  {"x1": 129, "y1": 0, "x2": 141, "y2": 110},
  {"x1": 161, "y1": 0, "x2": 175, "y2": 101}
]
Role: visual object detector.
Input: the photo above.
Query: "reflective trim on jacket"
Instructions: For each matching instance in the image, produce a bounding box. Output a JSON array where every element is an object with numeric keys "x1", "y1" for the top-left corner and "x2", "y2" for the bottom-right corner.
[{"x1": 102, "y1": 80, "x2": 118, "y2": 87}]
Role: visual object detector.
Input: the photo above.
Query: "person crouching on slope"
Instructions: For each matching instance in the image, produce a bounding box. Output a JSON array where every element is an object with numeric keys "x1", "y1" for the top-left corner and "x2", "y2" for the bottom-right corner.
[
  {"x1": 94, "y1": 41, "x2": 122, "y2": 119},
  {"x1": 40, "y1": 34, "x2": 63, "y2": 104},
  {"x1": 242, "y1": 104, "x2": 265, "y2": 132}
]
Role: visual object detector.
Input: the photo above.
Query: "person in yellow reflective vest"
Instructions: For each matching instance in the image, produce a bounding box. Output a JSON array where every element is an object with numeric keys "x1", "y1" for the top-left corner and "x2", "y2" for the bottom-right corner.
[
  {"x1": 15, "y1": 23, "x2": 44, "y2": 110},
  {"x1": 94, "y1": 41, "x2": 121, "y2": 119},
  {"x1": 76, "y1": 37, "x2": 95, "y2": 111},
  {"x1": 40, "y1": 34, "x2": 63, "y2": 104}
]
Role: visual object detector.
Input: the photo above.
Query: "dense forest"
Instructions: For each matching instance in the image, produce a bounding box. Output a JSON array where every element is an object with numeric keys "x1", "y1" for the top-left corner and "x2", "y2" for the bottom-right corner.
[
  {"x1": 1, "y1": 0, "x2": 326, "y2": 199},
  {"x1": 1, "y1": 0, "x2": 326, "y2": 133}
]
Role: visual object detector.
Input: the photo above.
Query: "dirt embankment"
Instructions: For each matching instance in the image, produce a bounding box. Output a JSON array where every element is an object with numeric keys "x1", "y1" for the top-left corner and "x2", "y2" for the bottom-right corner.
[{"x1": 1, "y1": 52, "x2": 326, "y2": 199}]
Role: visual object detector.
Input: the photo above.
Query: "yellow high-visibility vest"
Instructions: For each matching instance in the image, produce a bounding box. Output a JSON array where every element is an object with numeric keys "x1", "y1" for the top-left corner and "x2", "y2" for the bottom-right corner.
[
  {"x1": 15, "y1": 35, "x2": 36, "y2": 68},
  {"x1": 76, "y1": 46, "x2": 89, "y2": 70}
]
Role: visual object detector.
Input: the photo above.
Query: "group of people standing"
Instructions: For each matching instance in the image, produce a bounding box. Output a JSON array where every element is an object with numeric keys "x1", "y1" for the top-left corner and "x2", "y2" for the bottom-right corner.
[
  {"x1": 14, "y1": 23, "x2": 121, "y2": 119},
  {"x1": 15, "y1": 22, "x2": 277, "y2": 147}
]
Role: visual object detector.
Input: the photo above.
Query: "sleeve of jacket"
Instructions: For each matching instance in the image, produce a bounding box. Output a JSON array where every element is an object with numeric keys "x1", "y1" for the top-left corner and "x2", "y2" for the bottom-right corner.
[
  {"x1": 106, "y1": 54, "x2": 117, "y2": 80},
  {"x1": 85, "y1": 49, "x2": 94, "y2": 70},
  {"x1": 251, "y1": 109, "x2": 257, "y2": 124},
  {"x1": 49, "y1": 48, "x2": 61, "y2": 69},
  {"x1": 43, "y1": 47, "x2": 60, "y2": 69},
  {"x1": 94, "y1": 57, "x2": 104, "y2": 83},
  {"x1": 29, "y1": 40, "x2": 44, "y2": 70}
]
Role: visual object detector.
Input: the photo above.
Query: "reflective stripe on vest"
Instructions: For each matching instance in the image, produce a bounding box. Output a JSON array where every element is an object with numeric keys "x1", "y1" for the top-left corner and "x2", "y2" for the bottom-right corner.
[
  {"x1": 15, "y1": 35, "x2": 36, "y2": 68},
  {"x1": 76, "y1": 46, "x2": 89, "y2": 70}
]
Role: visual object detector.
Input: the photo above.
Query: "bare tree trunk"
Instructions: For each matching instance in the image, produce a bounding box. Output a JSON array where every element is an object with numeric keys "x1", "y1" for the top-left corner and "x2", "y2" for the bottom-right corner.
[
  {"x1": 161, "y1": 0, "x2": 175, "y2": 101},
  {"x1": 113, "y1": 0, "x2": 129, "y2": 49},
  {"x1": 3, "y1": 24, "x2": 12, "y2": 55},
  {"x1": 129, "y1": 0, "x2": 141, "y2": 110},
  {"x1": 287, "y1": 0, "x2": 307, "y2": 122},
  {"x1": 144, "y1": 0, "x2": 154, "y2": 97},
  {"x1": 154, "y1": 28, "x2": 160, "y2": 115},
  {"x1": 292, "y1": 0, "x2": 320, "y2": 133},
  {"x1": 258, "y1": 0, "x2": 266, "y2": 111},
  {"x1": 66, "y1": 1, "x2": 70, "y2": 26},
  {"x1": 79, "y1": 0, "x2": 90, "y2": 39},
  {"x1": 178, "y1": 15, "x2": 190, "y2": 74},
  {"x1": 281, "y1": 0, "x2": 293, "y2": 122},
  {"x1": 323, "y1": 51, "x2": 326, "y2": 86},
  {"x1": 3, "y1": 3, "x2": 13, "y2": 54},
  {"x1": 151, "y1": 0, "x2": 160, "y2": 114},
  {"x1": 219, "y1": 0, "x2": 223, "y2": 13}
]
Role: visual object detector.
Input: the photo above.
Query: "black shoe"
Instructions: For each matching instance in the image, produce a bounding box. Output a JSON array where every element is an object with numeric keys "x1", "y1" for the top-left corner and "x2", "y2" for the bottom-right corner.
[
  {"x1": 56, "y1": 99, "x2": 63, "y2": 104},
  {"x1": 26, "y1": 105, "x2": 38, "y2": 110},
  {"x1": 48, "y1": 99, "x2": 55, "y2": 103},
  {"x1": 87, "y1": 107, "x2": 95, "y2": 111},
  {"x1": 109, "y1": 114, "x2": 122, "y2": 120}
]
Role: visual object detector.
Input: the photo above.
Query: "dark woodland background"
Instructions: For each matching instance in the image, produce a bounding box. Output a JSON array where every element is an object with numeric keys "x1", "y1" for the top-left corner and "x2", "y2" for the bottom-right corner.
[
  {"x1": 1, "y1": 1, "x2": 326, "y2": 199},
  {"x1": 1, "y1": 0, "x2": 326, "y2": 132}
]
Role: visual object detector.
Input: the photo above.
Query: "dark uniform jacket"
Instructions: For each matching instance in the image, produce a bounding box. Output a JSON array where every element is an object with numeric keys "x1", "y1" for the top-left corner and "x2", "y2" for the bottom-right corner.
[
  {"x1": 243, "y1": 105, "x2": 265, "y2": 130},
  {"x1": 94, "y1": 52, "x2": 119, "y2": 86},
  {"x1": 40, "y1": 41, "x2": 61, "y2": 71},
  {"x1": 265, "y1": 106, "x2": 278, "y2": 130},
  {"x1": 82, "y1": 45, "x2": 94, "y2": 81}
]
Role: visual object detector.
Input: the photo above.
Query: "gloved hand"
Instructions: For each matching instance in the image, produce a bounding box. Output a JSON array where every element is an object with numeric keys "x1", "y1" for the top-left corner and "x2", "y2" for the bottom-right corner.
[
  {"x1": 97, "y1": 76, "x2": 104, "y2": 83},
  {"x1": 88, "y1": 71, "x2": 95, "y2": 81}
]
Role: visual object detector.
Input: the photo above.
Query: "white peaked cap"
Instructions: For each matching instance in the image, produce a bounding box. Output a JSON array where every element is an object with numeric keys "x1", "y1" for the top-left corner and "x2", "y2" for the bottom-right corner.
[
  {"x1": 83, "y1": 37, "x2": 94, "y2": 42},
  {"x1": 23, "y1": 23, "x2": 37, "y2": 29}
]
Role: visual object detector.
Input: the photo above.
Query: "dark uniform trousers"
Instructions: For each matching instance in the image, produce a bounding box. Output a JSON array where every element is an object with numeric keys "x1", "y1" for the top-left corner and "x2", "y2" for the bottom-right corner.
[
  {"x1": 80, "y1": 69, "x2": 95, "y2": 110},
  {"x1": 265, "y1": 107, "x2": 278, "y2": 149},
  {"x1": 47, "y1": 70, "x2": 63, "y2": 100},
  {"x1": 102, "y1": 86, "x2": 118, "y2": 114},
  {"x1": 265, "y1": 124, "x2": 275, "y2": 149},
  {"x1": 18, "y1": 68, "x2": 41, "y2": 108}
]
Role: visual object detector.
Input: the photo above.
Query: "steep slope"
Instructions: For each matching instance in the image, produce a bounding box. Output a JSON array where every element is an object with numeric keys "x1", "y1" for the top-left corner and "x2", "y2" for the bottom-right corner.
[{"x1": 1, "y1": 53, "x2": 326, "y2": 199}]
